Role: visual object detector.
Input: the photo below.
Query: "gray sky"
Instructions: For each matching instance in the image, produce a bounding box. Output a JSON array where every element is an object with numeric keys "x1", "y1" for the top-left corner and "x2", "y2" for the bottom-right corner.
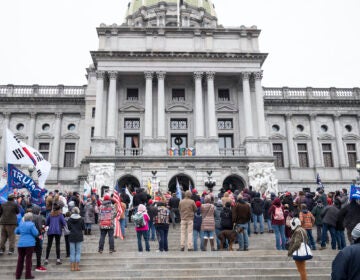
[{"x1": 0, "y1": 0, "x2": 359, "y2": 88}]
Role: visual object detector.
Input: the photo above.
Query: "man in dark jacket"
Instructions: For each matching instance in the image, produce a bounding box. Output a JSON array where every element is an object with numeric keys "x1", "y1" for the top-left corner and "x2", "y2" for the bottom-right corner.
[
  {"x1": 331, "y1": 223, "x2": 360, "y2": 280},
  {"x1": 337, "y1": 199, "x2": 360, "y2": 243},
  {"x1": 251, "y1": 192, "x2": 264, "y2": 234},
  {"x1": 0, "y1": 194, "x2": 20, "y2": 255},
  {"x1": 169, "y1": 193, "x2": 180, "y2": 228},
  {"x1": 120, "y1": 188, "x2": 130, "y2": 227},
  {"x1": 232, "y1": 195, "x2": 251, "y2": 251},
  {"x1": 319, "y1": 202, "x2": 339, "y2": 250}
]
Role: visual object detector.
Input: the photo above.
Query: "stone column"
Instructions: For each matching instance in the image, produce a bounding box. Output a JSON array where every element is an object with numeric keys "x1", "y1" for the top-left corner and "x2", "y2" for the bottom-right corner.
[
  {"x1": 94, "y1": 71, "x2": 105, "y2": 138},
  {"x1": 1, "y1": 113, "x2": 10, "y2": 167},
  {"x1": 309, "y1": 114, "x2": 321, "y2": 167},
  {"x1": 144, "y1": 72, "x2": 154, "y2": 139},
  {"x1": 52, "y1": 113, "x2": 62, "y2": 167},
  {"x1": 28, "y1": 113, "x2": 36, "y2": 147},
  {"x1": 107, "y1": 71, "x2": 117, "y2": 139},
  {"x1": 242, "y1": 72, "x2": 254, "y2": 137},
  {"x1": 157, "y1": 72, "x2": 166, "y2": 139},
  {"x1": 206, "y1": 72, "x2": 217, "y2": 138},
  {"x1": 254, "y1": 71, "x2": 266, "y2": 137},
  {"x1": 194, "y1": 72, "x2": 204, "y2": 138},
  {"x1": 285, "y1": 114, "x2": 296, "y2": 168},
  {"x1": 334, "y1": 114, "x2": 346, "y2": 167}
]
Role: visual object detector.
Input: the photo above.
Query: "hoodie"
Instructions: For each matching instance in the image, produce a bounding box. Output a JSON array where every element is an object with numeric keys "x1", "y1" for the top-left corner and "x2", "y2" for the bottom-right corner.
[{"x1": 67, "y1": 213, "x2": 85, "y2": 243}]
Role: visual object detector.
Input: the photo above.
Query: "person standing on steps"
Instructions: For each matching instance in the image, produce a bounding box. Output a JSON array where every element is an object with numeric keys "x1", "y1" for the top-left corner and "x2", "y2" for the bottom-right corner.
[
  {"x1": 179, "y1": 190, "x2": 197, "y2": 251},
  {"x1": 67, "y1": 207, "x2": 85, "y2": 272},
  {"x1": 154, "y1": 198, "x2": 170, "y2": 252},
  {"x1": 269, "y1": 197, "x2": 287, "y2": 251},
  {"x1": 232, "y1": 194, "x2": 251, "y2": 251},
  {"x1": 200, "y1": 196, "x2": 216, "y2": 251},
  {"x1": 98, "y1": 194, "x2": 117, "y2": 254},
  {"x1": 169, "y1": 193, "x2": 180, "y2": 229},
  {"x1": 0, "y1": 194, "x2": 19, "y2": 256},
  {"x1": 84, "y1": 197, "x2": 95, "y2": 235},
  {"x1": 134, "y1": 204, "x2": 150, "y2": 252}
]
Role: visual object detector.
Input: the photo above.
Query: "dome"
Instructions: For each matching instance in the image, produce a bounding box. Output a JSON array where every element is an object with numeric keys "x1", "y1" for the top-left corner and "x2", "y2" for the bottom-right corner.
[{"x1": 126, "y1": 0, "x2": 217, "y2": 18}]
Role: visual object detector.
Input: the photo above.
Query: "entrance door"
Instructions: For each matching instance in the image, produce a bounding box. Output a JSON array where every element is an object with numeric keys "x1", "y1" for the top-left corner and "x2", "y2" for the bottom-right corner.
[{"x1": 168, "y1": 174, "x2": 195, "y2": 194}]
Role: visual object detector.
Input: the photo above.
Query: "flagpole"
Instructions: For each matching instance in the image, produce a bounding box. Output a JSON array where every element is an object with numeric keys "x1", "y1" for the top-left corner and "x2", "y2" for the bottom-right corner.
[{"x1": 177, "y1": 0, "x2": 180, "y2": 27}]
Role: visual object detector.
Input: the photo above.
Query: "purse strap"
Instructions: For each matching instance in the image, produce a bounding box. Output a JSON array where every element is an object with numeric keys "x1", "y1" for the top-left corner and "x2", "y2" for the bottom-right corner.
[{"x1": 299, "y1": 228, "x2": 309, "y2": 254}]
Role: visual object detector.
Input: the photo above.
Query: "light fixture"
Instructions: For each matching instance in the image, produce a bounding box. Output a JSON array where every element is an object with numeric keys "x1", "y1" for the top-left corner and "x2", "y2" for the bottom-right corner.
[
  {"x1": 356, "y1": 160, "x2": 360, "y2": 174},
  {"x1": 204, "y1": 170, "x2": 216, "y2": 191}
]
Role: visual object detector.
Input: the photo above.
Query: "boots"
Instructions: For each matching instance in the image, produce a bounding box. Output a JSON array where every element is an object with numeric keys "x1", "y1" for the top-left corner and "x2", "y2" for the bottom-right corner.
[
  {"x1": 84, "y1": 229, "x2": 88, "y2": 235},
  {"x1": 75, "y1": 262, "x2": 80, "y2": 271},
  {"x1": 71, "y1": 263, "x2": 75, "y2": 271},
  {"x1": 202, "y1": 239, "x2": 208, "y2": 251},
  {"x1": 210, "y1": 239, "x2": 216, "y2": 251},
  {"x1": 88, "y1": 229, "x2": 91, "y2": 235}
]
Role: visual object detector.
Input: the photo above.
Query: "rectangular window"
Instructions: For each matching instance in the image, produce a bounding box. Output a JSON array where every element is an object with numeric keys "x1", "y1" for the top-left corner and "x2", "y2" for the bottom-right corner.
[
  {"x1": 126, "y1": 88, "x2": 139, "y2": 101},
  {"x1": 170, "y1": 119, "x2": 187, "y2": 130},
  {"x1": 219, "y1": 135, "x2": 234, "y2": 149},
  {"x1": 91, "y1": 127, "x2": 95, "y2": 138},
  {"x1": 298, "y1": 143, "x2": 309, "y2": 168},
  {"x1": 218, "y1": 89, "x2": 230, "y2": 101},
  {"x1": 91, "y1": 107, "x2": 95, "y2": 118},
  {"x1": 322, "y1": 143, "x2": 334, "y2": 167},
  {"x1": 64, "y1": 143, "x2": 76, "y2": 168},
  {"x1": 171, "y1": 134, "x2": 188, "y2": 149},
  {"x1": 172, "y1": 89, "x2": 185, "y2": 102},
  {"x1": 38, "y1": 143, "x2": 50, "y2": 161},
  {"x1": 273, "y1": 143, "x2": 284, "y2": 168},
  {"x1": 347, "y1": 143, "x2": 357, "y2": 168},
  {"x1": 217, "y1": 119, "x2": 233, "y2": 130},
  {"x1": 124, "y1": 118, "x2": 140, "y2": 129}
]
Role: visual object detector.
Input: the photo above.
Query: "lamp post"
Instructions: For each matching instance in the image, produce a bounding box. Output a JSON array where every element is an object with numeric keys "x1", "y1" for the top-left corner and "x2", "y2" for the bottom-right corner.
[
  {"x1": 204, "y1": 170, "x2": 216, "y2": 192},
  {"x1": 28, "y1": 165, "x2": 35, "y2": 178}
]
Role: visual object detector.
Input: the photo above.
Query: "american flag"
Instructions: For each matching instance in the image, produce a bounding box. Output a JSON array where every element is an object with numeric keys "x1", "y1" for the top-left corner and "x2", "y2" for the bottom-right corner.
[{"x1": 113, "y1": 185, "x2": 123, "y2": 239}]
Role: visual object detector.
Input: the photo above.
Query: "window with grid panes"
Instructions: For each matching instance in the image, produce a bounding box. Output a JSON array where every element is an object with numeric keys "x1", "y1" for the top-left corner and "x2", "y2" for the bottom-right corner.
[
  {"x1": 218, "y1": 89, "x2": 230, "y2": 101},
  {"x1": 297, "y1": 143, "x2": 309, "y2": 168},
  {"x1": 273, "y1": 143, "x2": 284, "y2": 168},
  {"x1": 64, "y1": 143, "x2": 76, "y2": 167},
  {"x1": 347, "y1": 143, "x2": 357, "y2": 168},
  {"x1": 170, "y1": 119, "x2": 187, "y2": 130},
  {"x1": 322, "y1": 144, "x2": 333, "y2": 167},
  {"x1": 172, "y1": 89, "x2": 185, "y2": 101},
  {"x1": 124, "y1": 118, "x2": 140, "y2": 129},
  {"x1": 217, "y1": 119, "x2": 233, "y2": 130},
  {"x1": 38, "y1": 143, "x2": 49, "y2": 161}
]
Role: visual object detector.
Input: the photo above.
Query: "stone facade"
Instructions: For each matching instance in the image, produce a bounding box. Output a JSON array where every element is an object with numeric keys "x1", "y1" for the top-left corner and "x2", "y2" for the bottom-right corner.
[{"x1": 0, "y1": 1, "x2": 358, "y2": 193}]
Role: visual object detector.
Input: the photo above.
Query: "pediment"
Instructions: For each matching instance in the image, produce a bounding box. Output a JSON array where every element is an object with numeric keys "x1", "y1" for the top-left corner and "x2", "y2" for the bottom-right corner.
[
  {"x1": 119, "y1": 104, "x2": 145, "y2": 112},
  {"x1": 216, "y1": 104, "x2": 238, "y2": 112},
  {"x1": 343, "y1": 133, "x2": 360, "y2": 140},
  {"x1": 270, "y1": 133, "x2": 286, "y2": 140},
  {"x1": 318, "y1": 133, "x2": 335, "y2": 140},
  {"x1": 61, "y1": 132, "x2": 80, "y2": 140},
  {"x1": 166, "y1": 104, "x2": 192, "y2": 112},
  {"x1": 293, "y1": 133, "x2": 311, "y2": 140},
  {"x1": 36, "y1": 133, "x2": 54, "y2": 140}
]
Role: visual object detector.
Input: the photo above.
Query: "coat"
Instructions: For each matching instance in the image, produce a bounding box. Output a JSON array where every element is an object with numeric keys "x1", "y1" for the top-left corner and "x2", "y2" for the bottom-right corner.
[
  {"x1": 179, "y1": 198, "x2": 197, "y2": 221},
  {"x1": 232, "y1": 200, "x2": 251, "y2": 225},
  {"x1": 67, "y1": 214, "x2": 85, "y2": 243},
  {"x1": 0, "y1": 201, "x2": 19, "y2": 225},
  {"x1": 46, "y1": 211, "x2": 66, "y2": 235},
  {"x1": 84, "y1": 201, "x2": 95, "y2": 224},
  {"x1": 15, "y1": 221, "x2": 39, "y2": 248},
  {"x1": 331, "y1": 242, "x2": 360, "y2": 280},
  {"x1": 200, "y1": 203, "x2": 215, "y2": 231},
  {"x1": 287, "y1": 226, "x2": 308, "y2": 257}
]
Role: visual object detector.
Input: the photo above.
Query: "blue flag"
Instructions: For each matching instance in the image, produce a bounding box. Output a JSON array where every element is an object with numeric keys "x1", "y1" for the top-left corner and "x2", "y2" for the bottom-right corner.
[
  {"x1": 0, "y1": 184, "x2": 11, "y2": 204},
  {"x1": 176, "y1": 177, "x2": 182, "y2": 200},
  {"x1": 7, "y1": 164, "x2": 47, "y2": 210},
  {"x1": 350, "y1": 184, "x2": 360, "y2": 200}
]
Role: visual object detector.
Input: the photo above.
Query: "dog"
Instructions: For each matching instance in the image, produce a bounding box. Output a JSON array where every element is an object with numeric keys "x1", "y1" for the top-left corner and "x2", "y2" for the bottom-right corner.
[{"x1": 217, "y1": 226, "x2": 244, "y2": 251}]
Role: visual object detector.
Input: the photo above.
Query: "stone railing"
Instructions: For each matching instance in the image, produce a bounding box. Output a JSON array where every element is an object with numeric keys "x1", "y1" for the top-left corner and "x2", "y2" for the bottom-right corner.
[
  {"x1": 219, "y1": 148, "x2": 246, "y2": 157},
  {"x1": 0, "y1": 85, "x2": 86, "y2": 97},
  {"x1": 116, "y1": 148, "x2": 143, "y2": 157},
  {"x1": 263, "y1": 87, "x2": 360, "y2": 100}
]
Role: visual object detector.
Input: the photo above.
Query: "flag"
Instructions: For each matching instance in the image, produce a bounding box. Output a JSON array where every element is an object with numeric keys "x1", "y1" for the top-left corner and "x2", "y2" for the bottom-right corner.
[
  {"x1": 6, "y1": 128, "x2": 51, "y2": 188},
  {"x1": 113, "y1": 185, "x2": 123, "y2": 239},
  {"x1": 350, "y1": 184, "x2": 360, "y2": 200},
  {"x1": 176, "y1": 177, "x2": 182, "y2": 200},
  {"x1": 147, "y1": 178, "x2": 153, "y2": 197},
  {"x1": 125, "y1": 187, "x2": 133, "y2": 209},
  {"x1": 188, "y1": 180, "x2": 192, "y2": 193},
  {"x1": 83, "y1": 180, "x2": 91, "y2": 197},
  {"x1": 0, "y1": 168, "x2": 10, "y2": 204},
  {"x1": 316, "y1": 173, "x2": 324, "y2": 188}
]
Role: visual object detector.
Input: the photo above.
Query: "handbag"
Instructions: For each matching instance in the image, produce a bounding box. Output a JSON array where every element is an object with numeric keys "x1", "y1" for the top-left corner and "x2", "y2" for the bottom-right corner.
[{"x1": 292, "y1": 230, "x2": 313, "y2": 261}]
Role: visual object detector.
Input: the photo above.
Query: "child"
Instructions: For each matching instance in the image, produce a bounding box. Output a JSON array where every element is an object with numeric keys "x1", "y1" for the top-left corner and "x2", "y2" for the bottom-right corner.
[{"x1": 299, "y1": 204, "x2": 316, "y2": 250}]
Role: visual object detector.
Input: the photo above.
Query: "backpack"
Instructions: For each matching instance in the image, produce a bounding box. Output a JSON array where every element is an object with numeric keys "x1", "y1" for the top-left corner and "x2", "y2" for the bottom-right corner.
[
  {"x1": 132, "y1": 212, "x2": 146, "y2": 227},
  {"x1": 99, "y1": 205, "x2": 113, "y2": 228},
  {"x1": 285, "y1": 214, "x2": 293, "y2": 227},
  {"x1": 154, "y1": 207, "x2": 169, "y2": 224},
  {"x1": 220, "y1": 208, "x2": 232, "y2": 229},
  {"x1": 193, "y1": 211, "x2": 202, "y2": 231},
  {"x1": 274, "y1": 206, "x2": 284, "y2": 221}
]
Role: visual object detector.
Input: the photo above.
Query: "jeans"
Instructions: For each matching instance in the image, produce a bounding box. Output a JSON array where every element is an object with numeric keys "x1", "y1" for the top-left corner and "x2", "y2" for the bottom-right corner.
[
  {"x1": 236, "y1": 223, "x2": 249, "y2": 249},
  {"x1": 85, "y1": 223, "x2": 92, "y2": 230},
  {"x1": 137, "y1": 230, "x2": 150, "y2": 252},
  {"x1": 193, "y1": 229, "x2": 202, "y2": 251},
  {"x1": 266, "y1": 219, "x2": 272, "y2": 232},
  {"x1": 336, "y1": 230, "x2": 346, "y2": 250},
  {"x1": 120, "y1": 219, "x2": 126, "y2": 237},
  {"x1": 148, "y1": 221, "x2": 156, "y2": 241},
  {"x1": 64, "y1": 235, "x2": 70, "y2": 256},
  {"x1": 46, "y1": 234, "x2": 61, "y2": 259},
  {"x1": 69, "y1": 242, "x2": 82, "y2": 263},
  {"x1": 253, "y1": 214, "x2": 264, "y2": 233},
  {"x1": 125, "y1": 209, "x2": 129, "y2": 227},
  {"x1": 272, "y1": 224, "x2": 286, "y2": 250},
  {"x1": 16, "y1": 247, "x2": 34, "y2": 279},
  {"x1": 247, "y1": 221, "x2": 251, "y2": 236},
  {"x1": 156, "y1": 225, "x2": 169, "y2": 251},
  {"x1": 321, "y1": 223, "x2": 337, "y2": 249},
  {"x1": 215, "y1": 228, "x2": 222, "y2": 249},
  {"x1": 98, "y1": 228, "x2": 115, "y2": 251},
  {"x1": 170, "y1": 208, "x2": 179, "y2": 227},
  {"x1": 306, "y1": 229, "x2": 316, "y2": 250}
]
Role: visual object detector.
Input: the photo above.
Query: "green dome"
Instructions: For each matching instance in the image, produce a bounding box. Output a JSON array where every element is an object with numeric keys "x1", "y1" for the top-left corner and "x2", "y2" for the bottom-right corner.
[{"x1": 126, "y1": 0, "x2": 216, "y2": 17}]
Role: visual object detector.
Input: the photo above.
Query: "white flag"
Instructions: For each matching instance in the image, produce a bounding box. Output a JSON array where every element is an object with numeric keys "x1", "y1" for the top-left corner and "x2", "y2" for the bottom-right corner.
[
  {"x1": 84, "y1": 180, "x2": 91, "y2": 197},
  {"x1": 6, "y1": 128, "x2": 51, "y2": 188}
]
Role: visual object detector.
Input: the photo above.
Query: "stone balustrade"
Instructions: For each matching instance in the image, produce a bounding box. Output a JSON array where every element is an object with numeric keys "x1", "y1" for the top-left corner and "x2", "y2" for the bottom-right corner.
[{"x1": 0, "y1": 85, "x2": 86, "y2": 97}]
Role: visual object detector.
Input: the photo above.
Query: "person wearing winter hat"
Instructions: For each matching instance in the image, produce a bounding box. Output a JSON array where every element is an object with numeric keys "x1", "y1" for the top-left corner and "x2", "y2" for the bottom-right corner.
[
  {"x1": 331, "y1": 223, "x2": 360, "y2": 280},
  {"x1": 193, "y1": 200, "x2": 202, "y2": 251},
  {"x1": 98, "y1": 194, "x2": 116, "y2": 254},
  {"x1": 135, "y1": 204, "x2": 150, "y2": 252},
  {"x1": 268, "y1": 197, "x2": 286, "y2": 250},
  {"x1": 67, "y1": 207, "x2": 85, "y2": 272}
]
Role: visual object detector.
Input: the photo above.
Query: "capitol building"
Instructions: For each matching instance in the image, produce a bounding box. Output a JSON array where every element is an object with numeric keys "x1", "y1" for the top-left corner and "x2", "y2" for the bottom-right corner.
[{"x1": 1, "y1": 0, "x2": 359, "y2": 194}]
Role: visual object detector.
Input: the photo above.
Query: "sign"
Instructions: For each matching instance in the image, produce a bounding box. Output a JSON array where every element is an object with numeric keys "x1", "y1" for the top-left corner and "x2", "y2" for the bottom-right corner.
[{"x1": 350, "y1": 184, "x2": 360, "y2": 200}]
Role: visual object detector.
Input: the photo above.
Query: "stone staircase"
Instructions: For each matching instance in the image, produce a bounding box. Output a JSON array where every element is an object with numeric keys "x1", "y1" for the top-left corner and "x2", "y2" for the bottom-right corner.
[{"x1": 0, "y1": 223, "x2": 337, "y2": 279}]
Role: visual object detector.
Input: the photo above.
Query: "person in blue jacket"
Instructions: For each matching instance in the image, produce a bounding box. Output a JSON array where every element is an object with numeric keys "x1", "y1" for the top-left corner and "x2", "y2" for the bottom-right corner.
[
  {"x1": 331, "y1": 222, "x2": 360, "y2": 280},
  {"x1": 15, "y1": 212, "x2": 39, "y2": 279}
]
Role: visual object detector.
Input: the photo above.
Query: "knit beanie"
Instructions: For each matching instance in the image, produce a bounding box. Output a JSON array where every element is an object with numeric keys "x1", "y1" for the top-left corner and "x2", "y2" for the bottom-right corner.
[{"x1": 195, "y1": 201, "x2": 202, "y2": 208}]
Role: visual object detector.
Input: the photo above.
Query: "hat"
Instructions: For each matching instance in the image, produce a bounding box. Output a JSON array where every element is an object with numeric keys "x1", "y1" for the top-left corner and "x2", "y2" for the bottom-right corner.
[
  {"x1": 195, "y1": 201, "x2": 202, "y2": 208},
  {"x1": 148, "y1": 199, "x2": 153, "y2": 205},
  {"x1": 227, "y1": 190, "x2": 232, "y2": 194},
  {"x1": 285, "y1": 192, "x2": 291, "y2": 196},
  {"x1": 192, "y1": 189, "x2": 197, "y2": 194},
  {"x1": 351, "y1": 223, "x2": 360, "y2": 241},
  {"x1": 103, "y1": 194, "x2": 111, "y2": 201}
]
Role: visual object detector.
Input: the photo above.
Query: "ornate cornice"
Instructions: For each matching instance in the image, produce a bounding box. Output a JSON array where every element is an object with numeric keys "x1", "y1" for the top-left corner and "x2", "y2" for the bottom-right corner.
[{"x1": 264, "y1": 99, "x2": 360, "y2": 106}]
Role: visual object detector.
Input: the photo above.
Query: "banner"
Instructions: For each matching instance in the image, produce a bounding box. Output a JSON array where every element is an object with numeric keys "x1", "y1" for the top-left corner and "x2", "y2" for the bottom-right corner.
[
  {"x1": 6, "y1": 128, "x2": 51, "y2": 188},
  {"x1": 83, "y1": 180, "x2": 91, "y2": 197},
  {"x1": 350, "y1": 184, "x2": 360, "y2": 200},
  {"x1": 8, "y1": 164, "x2": 47, "y2": 210}
]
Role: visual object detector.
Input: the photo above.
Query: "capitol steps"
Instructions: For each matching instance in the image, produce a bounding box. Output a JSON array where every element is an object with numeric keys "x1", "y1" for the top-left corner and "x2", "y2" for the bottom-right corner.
[{"x1": 0, "y1": 223, "x2": 337, "y2": 279}]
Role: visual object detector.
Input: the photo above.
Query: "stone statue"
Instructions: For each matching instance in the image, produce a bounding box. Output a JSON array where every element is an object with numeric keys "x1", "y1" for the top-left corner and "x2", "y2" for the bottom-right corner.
[
  {"x1": 248, "y1": 162, "x2": 279, "y2": 195},
  {"x1": 87, "y1": 163, "x2": 115, "y2": 194}
]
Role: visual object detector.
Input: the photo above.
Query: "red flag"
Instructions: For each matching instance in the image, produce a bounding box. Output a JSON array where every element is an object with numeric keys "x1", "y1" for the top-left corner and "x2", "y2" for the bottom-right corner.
[{"x1": 113, "y1": 188, "x2": 123, "y2": 239}]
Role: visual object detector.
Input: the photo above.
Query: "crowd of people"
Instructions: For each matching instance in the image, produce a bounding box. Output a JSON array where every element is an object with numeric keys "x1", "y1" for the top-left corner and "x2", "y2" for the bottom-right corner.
[{"x1": 0, "y1": 185, "x2": 360, "y2": 279}]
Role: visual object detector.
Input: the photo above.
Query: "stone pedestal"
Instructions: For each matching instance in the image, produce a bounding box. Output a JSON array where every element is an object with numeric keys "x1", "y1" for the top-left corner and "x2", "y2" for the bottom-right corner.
[
  {"x1": 88, "y1": 163, "x2": 115, "y2": 194},
  {"x1": 195, "y1": 138, "x2": 219, "y2": 156},
  {"x1": 142, "y1": 138, "x2": 167, "y2": 156},
  {"x1": 244, "y1": 137, "x2": 272, "y2": 157},
  {"x1": 91, "y1": 138, "x2": 116, "y2": 156}
]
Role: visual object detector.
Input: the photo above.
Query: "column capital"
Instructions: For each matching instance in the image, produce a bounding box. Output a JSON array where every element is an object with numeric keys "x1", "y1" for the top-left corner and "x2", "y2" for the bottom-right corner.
[
  {"x1": 96, "y1": 71, "x2": 106, "y2": 80},
  {"x1": 55, "y1": 112, "x2": 63, "y2": 119},
  {"x1": 29, "y1": 112, "x2": 36, "y2": 119},
  {"x1": 193, "y1": 71, "x2": 203, "y2": 80},
  {"x1": 285, "y1": 113, "x2": 292, "y2": 120},
  {"x1": 144, "y1": 71, "x2": 154, "y2": 80},
  {"x1": 309, "y1": 113, "x2": 317, "y2": 120},
  {"x1": 333, "y1": 113, "x2": 341, "y2": 120},
  {"x1": 156, "y1": 71, "x2": 166, "y2": 80},
  {"x1": 108, "y1": 71, "x2": 117, "y2": 80},
  {"x1": 254, "y1": 71, "x2": 263, "y2": 80},
  {"x1": 3, "y1": 112, "x2": 10, "y2": 119},
  {"x1": 206, "y1": 71, "x2": 215, "y2": 80},
  {"x1": 242, "y1": 72, "x2": 251, "y2": 80}
]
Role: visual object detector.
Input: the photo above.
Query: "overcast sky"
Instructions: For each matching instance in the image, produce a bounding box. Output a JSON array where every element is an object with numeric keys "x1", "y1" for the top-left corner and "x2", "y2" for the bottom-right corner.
[{"x1": 0, "y1": 0, "x2": 359, "y2": 88}]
